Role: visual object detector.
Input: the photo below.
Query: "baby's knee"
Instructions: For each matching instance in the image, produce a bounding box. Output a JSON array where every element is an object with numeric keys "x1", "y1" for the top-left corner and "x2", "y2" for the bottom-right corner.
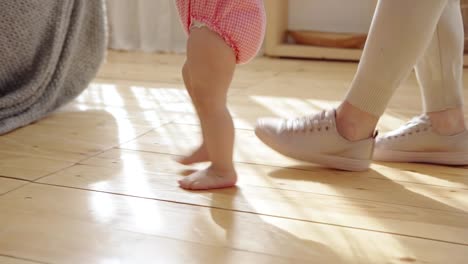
[
  {"x1": 193, "y1": 91, "x2": 215, "y2": 106},
  {"x1": 192, "y1": 90, "x2": 225, "y2": 111}
]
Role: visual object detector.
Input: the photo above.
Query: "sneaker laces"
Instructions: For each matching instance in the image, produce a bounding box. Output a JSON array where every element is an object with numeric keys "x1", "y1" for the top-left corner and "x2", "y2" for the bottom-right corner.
[
  {"x1": 385, "y1": 115, "x2": 431, "y2": 139},
  {"x1": 283, "y1": 110, "x2": 334, "y2": 133},
  {"x1": 407, "y1": 115, "x2": 429, "y2": 125}
]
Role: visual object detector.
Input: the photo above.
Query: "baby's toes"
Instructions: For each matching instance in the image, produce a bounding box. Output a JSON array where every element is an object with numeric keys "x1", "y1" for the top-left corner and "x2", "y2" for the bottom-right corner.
[{"x1": 178, "y1": 177, "x2": 194, "y2": 189}]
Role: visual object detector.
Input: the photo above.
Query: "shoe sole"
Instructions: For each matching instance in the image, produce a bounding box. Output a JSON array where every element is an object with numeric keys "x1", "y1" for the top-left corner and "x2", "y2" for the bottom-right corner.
[
  {"x1": 374, "y1": 148, "x2": 468, "y2": 165},
  {"x1": 255, "y1": 129, "x2": 371, "y2": 172}
]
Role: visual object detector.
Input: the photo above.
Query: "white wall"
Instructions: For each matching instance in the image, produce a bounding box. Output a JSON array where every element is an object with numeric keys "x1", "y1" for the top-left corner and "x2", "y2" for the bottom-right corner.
[{"x1": 288, "y1": 0, "x2": 376, "y2": 33}]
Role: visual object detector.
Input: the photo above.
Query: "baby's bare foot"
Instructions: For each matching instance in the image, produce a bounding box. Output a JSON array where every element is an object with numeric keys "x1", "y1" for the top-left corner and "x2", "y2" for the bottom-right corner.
[
  {"x1": 178, "y1": 166, "x2": 237, "y2": 190},
  {"x1": 175, "y1": 145, "x2": 209, "y2": 165}
]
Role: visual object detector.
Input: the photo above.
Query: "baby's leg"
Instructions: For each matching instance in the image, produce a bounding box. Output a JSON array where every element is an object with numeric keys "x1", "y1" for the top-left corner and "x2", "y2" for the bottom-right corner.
[
  {"x1": 178, "y1": 27, "x2": 237, "y2": 190},
  {"x1": 175, "y1": 63, "x2": 209, "y2": 165}
]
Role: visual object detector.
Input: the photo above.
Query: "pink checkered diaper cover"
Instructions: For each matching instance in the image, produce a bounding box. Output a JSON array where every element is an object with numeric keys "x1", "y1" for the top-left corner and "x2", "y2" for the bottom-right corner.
[{"x1": 175, "y1": 0, "x2": 266, "y2": 64}]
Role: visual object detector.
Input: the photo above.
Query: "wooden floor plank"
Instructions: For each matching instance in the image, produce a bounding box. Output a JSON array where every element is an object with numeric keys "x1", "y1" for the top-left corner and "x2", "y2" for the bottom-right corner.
[
  {"x1": 0, "y1": 178, "x2": 27, "y2": 195},
  {"x1": 77, "y1": 149, "x2": 468, "y2": 211},
  {"x1": 38, "y1": 158, "x2": 468, "y2": 244},
  {"x1": 1, "y1": 184, "x2": 466, "y2": 264},
  {"x1": 0, "y1": 153, "x2": 72, "y2": 182},
  {"x1": 0, "y1": 111, "x2": 155, "y2": 162},
  {"x1": 0, "y1": 256, "x2": 41, "y2": 264}
]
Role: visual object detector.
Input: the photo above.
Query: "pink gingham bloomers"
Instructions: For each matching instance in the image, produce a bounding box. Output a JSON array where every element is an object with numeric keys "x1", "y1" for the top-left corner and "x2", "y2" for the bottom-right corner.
[{"x1": 176, "y1": 0, "x2": 266, "y2": 64}]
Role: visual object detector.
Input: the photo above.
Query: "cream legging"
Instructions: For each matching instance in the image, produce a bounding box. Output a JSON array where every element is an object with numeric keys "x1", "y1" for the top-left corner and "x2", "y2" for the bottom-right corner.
[{"x1": 346, "y1": 0, "x2": 464, "y2": 116}]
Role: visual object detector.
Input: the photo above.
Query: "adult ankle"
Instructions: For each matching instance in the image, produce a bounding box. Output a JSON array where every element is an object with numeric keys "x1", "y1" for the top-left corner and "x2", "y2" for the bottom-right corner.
[
  {"x1": 336, "y1": 102, "x2": 378, "y2": 141},
  {"x1": 427, "y1": 108, "x2": 466, "y2": 136}
]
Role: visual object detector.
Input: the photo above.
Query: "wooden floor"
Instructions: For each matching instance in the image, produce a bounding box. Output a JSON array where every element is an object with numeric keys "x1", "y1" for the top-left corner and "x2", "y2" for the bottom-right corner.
[{"x1": 1, "y1": 51, "x2": 468, "y2": 264}]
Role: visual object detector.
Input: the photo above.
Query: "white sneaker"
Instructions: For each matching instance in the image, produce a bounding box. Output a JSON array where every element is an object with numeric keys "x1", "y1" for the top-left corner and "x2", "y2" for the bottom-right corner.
[
  {"x1": 255, "y1": 109, "x2": 375, "y2": 171},
  {"x1": 374, "y1": 115, "x2": 468, "y2": 165}
]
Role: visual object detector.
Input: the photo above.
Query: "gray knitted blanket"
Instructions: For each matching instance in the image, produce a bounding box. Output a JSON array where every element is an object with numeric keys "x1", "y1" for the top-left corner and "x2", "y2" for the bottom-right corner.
[{"x1": 0, "y1": 0, "x2": 106, "y2": 134}]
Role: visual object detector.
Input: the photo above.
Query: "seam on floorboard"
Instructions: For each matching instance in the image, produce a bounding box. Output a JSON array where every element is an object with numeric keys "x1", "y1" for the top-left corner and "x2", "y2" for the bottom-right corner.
[
  {"x1": 170, "y1": 121, "x2": 256, "y2": 132},
  {"x1": 28, "y1": 181, "x2": 468, "y2": 247},
  {"x1": 0, "y1": 182, "x2": 32, "y2": 198},
  {"x1": 0, "y1": 253, "x2": 57, "y2": 264},
  {"x1": 0, "y1": 176, "x2": 30, "y2": 182}
]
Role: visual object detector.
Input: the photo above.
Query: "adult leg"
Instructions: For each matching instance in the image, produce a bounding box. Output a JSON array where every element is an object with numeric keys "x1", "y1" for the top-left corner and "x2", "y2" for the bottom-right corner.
[
  {"x1": 255, "y1": 0, "x2": 453, "y2": 170},
  {"x1": 415, "y1": 0, "x2": 466, "y2": 135},
  {"x1": 374, "y1": 0, "x2": 468, "y2": 165},
  {"x1": 340, "y1": 0, "x2": 449, "y2": 141}
]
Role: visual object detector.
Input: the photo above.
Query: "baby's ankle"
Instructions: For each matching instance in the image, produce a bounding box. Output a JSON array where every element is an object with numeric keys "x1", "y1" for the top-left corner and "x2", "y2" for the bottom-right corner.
[{"x1": 209, "y1": 164, "x2": 237, "y2": 177}]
